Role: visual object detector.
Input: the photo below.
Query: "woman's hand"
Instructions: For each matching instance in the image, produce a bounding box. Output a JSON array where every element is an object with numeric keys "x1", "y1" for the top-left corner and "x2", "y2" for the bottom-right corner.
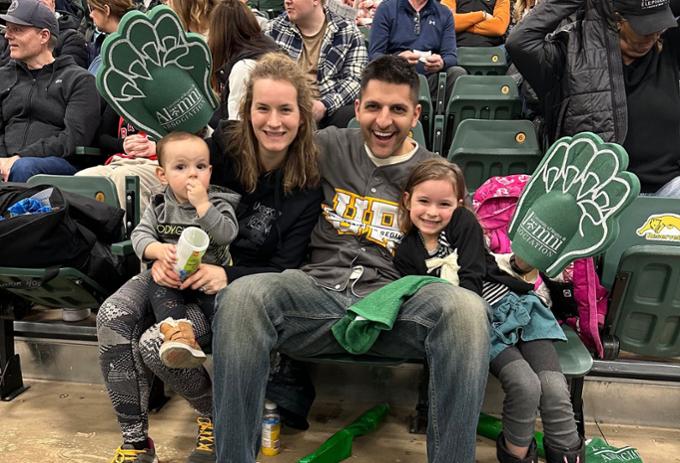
[
  {"x1": 180, "y1": 263, "x2": 228, "y2": 295},
  {"x1": 151, "y1": 258, "x2": 181, "y2": 288}
]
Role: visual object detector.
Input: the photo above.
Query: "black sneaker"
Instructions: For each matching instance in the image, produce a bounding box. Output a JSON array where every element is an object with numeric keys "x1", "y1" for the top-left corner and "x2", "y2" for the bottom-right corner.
[{"x1": 186, "y1": 416, "x2": 215, "y2": 463}]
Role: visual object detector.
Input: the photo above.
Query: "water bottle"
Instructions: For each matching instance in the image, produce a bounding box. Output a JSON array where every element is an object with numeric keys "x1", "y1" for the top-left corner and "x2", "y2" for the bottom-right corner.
[{"x1": 261, "y1": 400, "x2": 281, "y2": 456}]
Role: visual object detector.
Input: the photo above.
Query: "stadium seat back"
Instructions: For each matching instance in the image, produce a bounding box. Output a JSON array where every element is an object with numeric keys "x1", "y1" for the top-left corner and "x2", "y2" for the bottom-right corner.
[
  {"x1": 448, "y1": 119, "x2": 541, "y2": 191},
  {"x1": 444, "y1": 75, "x2": 521, "y2": 149},
  {"x1": 457, "y1": 46, "x2": 509, "y2": 75}
]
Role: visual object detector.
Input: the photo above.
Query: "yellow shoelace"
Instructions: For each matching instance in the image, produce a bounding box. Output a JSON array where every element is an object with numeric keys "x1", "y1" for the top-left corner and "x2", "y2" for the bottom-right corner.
[
  {"x1": 111, "y1": 446, "x2": 147, "y2": 463},
  {"x1": 196, "y1": 416, "x2": 215, "y2": 452}
]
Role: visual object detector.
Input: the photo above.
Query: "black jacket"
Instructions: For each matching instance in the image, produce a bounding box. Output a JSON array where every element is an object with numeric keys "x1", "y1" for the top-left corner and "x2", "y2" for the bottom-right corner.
[
  {"x1": 506, "y1": 0, "x2": 627, "y2": 144},
  {"x1": 394, "y1": 207, "x2": 533, "y2": 297},
  {"x1": 55, "y1": 12, "x2": 89, "y2": 69},
  {"x1": 0, "y1": 54, "x2": 100, "y2": 158},
  {"x1": 210, "y1": 125, "x2": 323, "y2": 282}
]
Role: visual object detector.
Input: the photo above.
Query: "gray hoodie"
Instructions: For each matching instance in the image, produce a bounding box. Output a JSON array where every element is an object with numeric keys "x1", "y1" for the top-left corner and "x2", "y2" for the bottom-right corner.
[{"x1": 132, "y1": 185, "x2": 241, "y2": 266}]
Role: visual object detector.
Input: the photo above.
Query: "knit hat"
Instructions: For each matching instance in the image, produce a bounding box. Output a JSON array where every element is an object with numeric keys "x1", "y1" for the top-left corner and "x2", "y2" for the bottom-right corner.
[
  {"x1": 0, "y1": 0, "x2": 59, "y2": 36},
  {"x1": 612, "y1": 0, "x2": 677, "y2": 35}
]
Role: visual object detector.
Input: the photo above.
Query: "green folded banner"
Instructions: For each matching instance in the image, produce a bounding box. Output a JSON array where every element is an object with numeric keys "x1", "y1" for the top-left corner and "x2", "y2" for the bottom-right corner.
[
  {"x1": 509, "y1": 132, "x2": 640, "y2": 277},
  {"x1": 96, "y1": 5, "x2": 218, "y2": 140}
]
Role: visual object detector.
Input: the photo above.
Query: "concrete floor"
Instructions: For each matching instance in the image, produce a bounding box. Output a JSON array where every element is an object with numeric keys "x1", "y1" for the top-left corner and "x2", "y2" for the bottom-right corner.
[{"x1": 1, "y1": 380, "x2": 679, "y2": 463}]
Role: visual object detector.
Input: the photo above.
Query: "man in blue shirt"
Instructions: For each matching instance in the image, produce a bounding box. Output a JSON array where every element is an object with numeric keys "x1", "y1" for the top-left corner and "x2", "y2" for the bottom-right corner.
[{"x1": 368, "y1": 0, "x2": 466, "y2": 102}]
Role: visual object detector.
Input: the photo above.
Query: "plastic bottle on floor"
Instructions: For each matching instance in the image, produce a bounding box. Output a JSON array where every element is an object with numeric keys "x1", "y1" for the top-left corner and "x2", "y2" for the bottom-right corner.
[{"x1": 261, "y1": 400, "x2": 281, "y2": 456}]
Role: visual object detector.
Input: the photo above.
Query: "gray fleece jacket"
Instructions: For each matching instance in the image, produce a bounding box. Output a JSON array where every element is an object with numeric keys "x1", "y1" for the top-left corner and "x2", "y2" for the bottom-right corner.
[{"x1": 132, "y1": 185, "x2": 240, "y2": 266}]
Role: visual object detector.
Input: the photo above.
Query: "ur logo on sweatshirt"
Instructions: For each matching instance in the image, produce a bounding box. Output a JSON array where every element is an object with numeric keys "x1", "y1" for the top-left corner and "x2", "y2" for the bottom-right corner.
[{"x1": 322, "y1": 189, "x2": 402, "y2": 253}]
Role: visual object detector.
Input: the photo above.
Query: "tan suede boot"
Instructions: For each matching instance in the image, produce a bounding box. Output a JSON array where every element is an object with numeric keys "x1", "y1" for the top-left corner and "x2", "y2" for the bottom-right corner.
[{"x1": 159, "y1": 318, "x2": 206, "y2": 369}]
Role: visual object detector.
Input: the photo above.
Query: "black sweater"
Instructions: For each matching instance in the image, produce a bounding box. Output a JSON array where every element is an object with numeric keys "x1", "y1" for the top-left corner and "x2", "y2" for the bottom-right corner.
[
  {"x1": 210, "y1": 127, "x2": 323, "y2": 283},
  {"x1": 394, "y1": 207, "x2": 533, "y2": 296}
]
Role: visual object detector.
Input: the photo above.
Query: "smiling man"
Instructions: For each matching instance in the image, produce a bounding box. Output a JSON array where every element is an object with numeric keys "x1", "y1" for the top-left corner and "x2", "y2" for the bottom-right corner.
[
  {"x1": 0, "y1": 0, "x2": 99, "y2": 182},
  {"x1": 211, "y1": 55, "x2": 490, "y2": 463}
]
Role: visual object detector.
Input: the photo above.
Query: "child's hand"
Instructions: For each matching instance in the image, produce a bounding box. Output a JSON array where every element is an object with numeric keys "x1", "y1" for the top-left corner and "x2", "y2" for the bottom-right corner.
[
  {"x1": 157, "y1": 243, "x2": 177, "y2": 267},
  {"x1": 187, "y1": 179, "x2": 210, "y2": 217},
  {"x1": 143, "y1": 242, "x2": 177, "y2": 266}
]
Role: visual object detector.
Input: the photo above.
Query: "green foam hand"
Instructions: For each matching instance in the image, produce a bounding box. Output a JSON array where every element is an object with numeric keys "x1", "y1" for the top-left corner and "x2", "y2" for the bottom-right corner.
[
  {"x1": 96, "y1": 5, "x2": 218, "y2": 140},
  {"x1": 508, "y1": 132, "x2": 640, "y2": 278}
]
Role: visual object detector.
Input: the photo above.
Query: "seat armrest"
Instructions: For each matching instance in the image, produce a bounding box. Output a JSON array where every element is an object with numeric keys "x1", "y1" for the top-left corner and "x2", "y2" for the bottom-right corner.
[{"x1": 111, "y1": 239, "x2": 134, "y2": 256}]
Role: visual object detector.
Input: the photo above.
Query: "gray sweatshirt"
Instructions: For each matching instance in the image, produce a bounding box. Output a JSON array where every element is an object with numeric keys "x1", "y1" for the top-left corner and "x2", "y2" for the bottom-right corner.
[
  {"x1": 302, "y1": 127, "x2": 436, "y2": 296},
  {"x1": 132, "y1": 186, "x2": 240, "y2": 266}
]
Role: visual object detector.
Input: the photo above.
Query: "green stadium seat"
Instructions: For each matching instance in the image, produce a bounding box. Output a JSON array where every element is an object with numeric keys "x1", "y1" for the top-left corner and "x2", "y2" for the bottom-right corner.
[
  {"x1": 417, "y1": 74, "x2": 434, "y2": 148},
  {"x1": 432, "y1": 75, "x2": 522, "y2": 156},
  {"x1": 457, "y1": 46, "x2": 509, "y2": 75},
  {"x1": 448, "y1": 119, "x2": 542, "y2": 192},
  {"x1": 598, "y1": 196, "x2": 680, "y2": 360}
]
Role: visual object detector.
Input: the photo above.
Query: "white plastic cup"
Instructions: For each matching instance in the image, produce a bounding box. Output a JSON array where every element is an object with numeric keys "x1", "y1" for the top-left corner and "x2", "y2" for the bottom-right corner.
[{"x1": 174, "y1": 227, "x2": 210, "y2": 280}]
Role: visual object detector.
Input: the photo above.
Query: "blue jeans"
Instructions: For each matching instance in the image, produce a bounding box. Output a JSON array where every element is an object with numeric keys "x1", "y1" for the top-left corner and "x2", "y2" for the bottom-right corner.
[
  {"x1": 212, "y1": 270, "x2": 490, "y2": 462},
  {"x1": 8, "y1": 156, "x2": 77, "y2": 182}
]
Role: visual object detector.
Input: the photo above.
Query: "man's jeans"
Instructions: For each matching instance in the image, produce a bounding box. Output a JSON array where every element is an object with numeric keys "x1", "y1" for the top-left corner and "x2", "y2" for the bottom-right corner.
[
  {"x1": 8, "y1": 156, "x2": 77, "y2": 182},
  {"x1": 212, "y1": 270, "x2": 490, "y2": 463}
]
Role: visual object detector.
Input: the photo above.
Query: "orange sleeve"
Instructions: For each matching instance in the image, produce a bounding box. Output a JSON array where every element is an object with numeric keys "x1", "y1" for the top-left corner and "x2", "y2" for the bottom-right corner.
[
  {"x1": 442, "y1": 0, "x2": 485, "y2": 32},
  {"x1": 468, "y1": 0, "x2": 511, "y2": 37}
]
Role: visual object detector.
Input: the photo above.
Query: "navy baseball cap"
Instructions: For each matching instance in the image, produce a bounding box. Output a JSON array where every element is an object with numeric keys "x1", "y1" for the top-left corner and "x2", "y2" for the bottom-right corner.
[
  {"x1": 613, "y1": 0, "x2": 678, "y2": 35},
  {"x1": 0, "y1": 0, "x2": 59, "y2": 36}
]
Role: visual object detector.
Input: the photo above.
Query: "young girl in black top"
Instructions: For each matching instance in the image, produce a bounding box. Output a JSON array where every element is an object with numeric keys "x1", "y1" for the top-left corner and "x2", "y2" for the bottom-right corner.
[{"x1": 394, "y1": 158, "x2": 584, "y2": 463}]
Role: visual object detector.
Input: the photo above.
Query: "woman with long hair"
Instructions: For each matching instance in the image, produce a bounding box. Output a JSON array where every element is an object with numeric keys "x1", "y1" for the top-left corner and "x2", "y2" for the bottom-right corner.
[
  {"x1": 96, "y1": 52, "x2": 323, "y2": 463},
  {"x1": 86, "y1": 0, "x2": 134, "y2": 74},
  {"x1": 167, "y1": 0, "x2": 216, "y2": 37},
  {"x1": 209, "y1": 0, "x2": 279, "y2": 120}
]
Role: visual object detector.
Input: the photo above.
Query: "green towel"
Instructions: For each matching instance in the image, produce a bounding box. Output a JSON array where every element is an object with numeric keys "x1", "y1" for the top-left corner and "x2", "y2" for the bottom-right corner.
[{"x1": 331, "y1": 276, "x2": 446, "y2": 355}]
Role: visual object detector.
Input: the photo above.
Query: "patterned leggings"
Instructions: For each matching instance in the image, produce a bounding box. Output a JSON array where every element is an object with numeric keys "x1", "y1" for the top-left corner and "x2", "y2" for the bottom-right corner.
[{"x1": 96, "y1": 271, "x2": 213, "y2": 444}]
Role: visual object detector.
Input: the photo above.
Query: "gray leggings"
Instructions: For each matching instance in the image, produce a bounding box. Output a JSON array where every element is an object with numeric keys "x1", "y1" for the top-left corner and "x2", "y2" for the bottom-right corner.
[
  {"x1": 490, "y1": 340, "x2": 580, "y2": 450},
  {"x1": 96, "y1": 271, "x2": 213, "y2": 445}
]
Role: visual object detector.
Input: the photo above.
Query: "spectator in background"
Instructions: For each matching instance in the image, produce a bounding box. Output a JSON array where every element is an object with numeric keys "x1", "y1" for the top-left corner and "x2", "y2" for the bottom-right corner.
[
  {"x1": 0, "y1": 0, "x2": 89, "y2": 68},
  {"x1": 43, "y1": 0, "x2": 89, "y2": 67},
  {"x1": 442, "y1": 0, "x2": 510, "y2": 47},
  {"x1": 86, "y1": 0, "x2": 134, "y2": 75},
  {"x1": 265, "y1": 0, "x2": 367, "y2": 128},
  {"x1": 368, "y1": 0, "x2": 466, "y2": 103},
  {"x1": 507, "y1": 0, "x2": 680, "y2": 196},
  {"x1": 209, "y1": 0, "x2": 279, "y2": 121},
  {"x1": 167, "y1": 0, "x2": 215, "y2": 38},
  {"x1": 0, "y1": 0, "x2": 100, "y2": 182}
]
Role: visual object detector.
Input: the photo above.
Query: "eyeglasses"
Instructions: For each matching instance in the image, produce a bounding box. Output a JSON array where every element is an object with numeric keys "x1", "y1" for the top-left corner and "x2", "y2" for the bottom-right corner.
[{"x1": 413, "y1": 12, "x2": 421, "y2": 35}]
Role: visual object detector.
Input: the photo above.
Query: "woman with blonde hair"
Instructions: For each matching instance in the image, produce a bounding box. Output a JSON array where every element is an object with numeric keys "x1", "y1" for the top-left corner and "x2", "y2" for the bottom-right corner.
[
  {"x1": 208, "y1": 0, "x2": 279, "y2": 120},
  {"x1": 167, "y1": 0, "x2": 216, "y2": 37},
  {"x1": 97, "y1": 52, "x2": 322, "y2": 463}
]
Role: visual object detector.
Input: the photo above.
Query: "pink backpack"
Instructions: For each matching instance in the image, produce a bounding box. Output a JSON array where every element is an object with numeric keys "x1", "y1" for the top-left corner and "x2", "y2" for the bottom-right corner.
[{"x1": 473, "y1": 175, "x2": 608, "y2": 358}]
